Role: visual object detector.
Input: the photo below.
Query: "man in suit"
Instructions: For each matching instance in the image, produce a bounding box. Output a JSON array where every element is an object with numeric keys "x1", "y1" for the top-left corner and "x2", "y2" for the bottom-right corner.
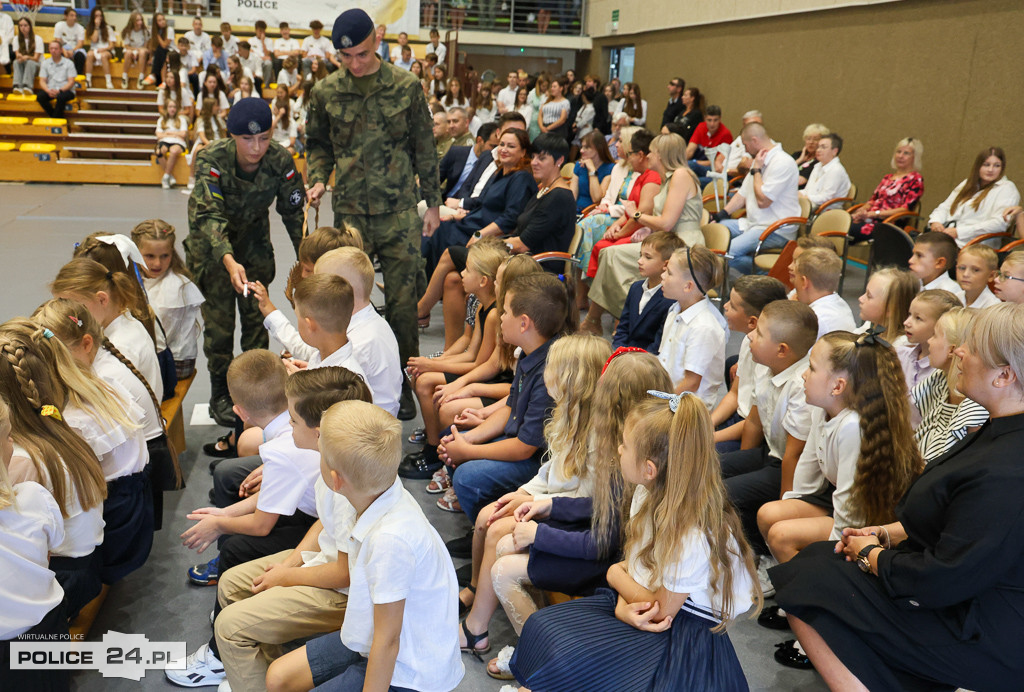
[
  {"x1": 661, "y1": 76, "x2": 686, "y2": 127},
  {"x1": 419, "y1": 122, "x2": 499, "y2": 219}
]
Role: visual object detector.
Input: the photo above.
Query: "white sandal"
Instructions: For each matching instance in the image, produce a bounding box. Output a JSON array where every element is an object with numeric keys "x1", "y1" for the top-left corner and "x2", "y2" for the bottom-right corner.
[{"x1": 487, "y1": 645, "x2": 516, "y2": 680}]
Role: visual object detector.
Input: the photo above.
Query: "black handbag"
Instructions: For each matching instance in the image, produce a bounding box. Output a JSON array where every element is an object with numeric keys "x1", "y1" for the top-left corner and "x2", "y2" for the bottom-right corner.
[{"x1": 153, "y1": 315, "x2": 178, "y2": 401}]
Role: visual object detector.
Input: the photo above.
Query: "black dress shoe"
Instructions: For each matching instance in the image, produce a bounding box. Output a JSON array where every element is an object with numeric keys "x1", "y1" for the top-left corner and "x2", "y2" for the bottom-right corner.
[
  {"x1": 774, "y1": 640, "x2": 813, "y2": 670},
  {"x1": 203, "y1": 434, "x2": 237, "y2": 459},
  {"x1": 209, "y1": 395, "x2": 238, "y2": 428},
  {"x1": 446, "y1": 530, "x2": 473, "y2": 559},
  {"x1": 758, "y1": 605, "x2": 792, "y2": 630},
  {"x1": 398, "y1": 449, "x2": 443, "y2": 480},
  {"x1": 398, "y1": 384, "x2": 417, "y2": 421}
]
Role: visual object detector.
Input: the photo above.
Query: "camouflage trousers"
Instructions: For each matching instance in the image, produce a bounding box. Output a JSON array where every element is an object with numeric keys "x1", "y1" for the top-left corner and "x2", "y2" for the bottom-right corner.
[
  {"x1": 190, "y1": 250, "x2": 276, "y2": 398},
  {"x1": 334, "y1": 208, "x2": 422, "y2": 364}
]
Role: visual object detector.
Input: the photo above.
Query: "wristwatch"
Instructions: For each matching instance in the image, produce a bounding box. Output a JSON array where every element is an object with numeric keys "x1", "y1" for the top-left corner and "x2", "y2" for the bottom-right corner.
[
  {"x1": 856, "y1": 543, "x2": 882, "y2": 573},
  {"x1": 633, "y1": 210, "x2": 642, "y2": 221}
]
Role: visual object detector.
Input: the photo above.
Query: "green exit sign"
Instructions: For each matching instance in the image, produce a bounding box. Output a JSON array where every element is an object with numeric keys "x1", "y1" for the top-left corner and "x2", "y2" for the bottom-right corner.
[{"x1": 611, "y1": 9, "x2": 619, "y2": 21}]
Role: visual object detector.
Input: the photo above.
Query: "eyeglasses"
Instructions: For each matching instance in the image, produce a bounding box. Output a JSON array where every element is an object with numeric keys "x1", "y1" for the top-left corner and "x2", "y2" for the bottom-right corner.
[{"x1": 996, "y1": 271, "x2": 1024, "y2": 283}]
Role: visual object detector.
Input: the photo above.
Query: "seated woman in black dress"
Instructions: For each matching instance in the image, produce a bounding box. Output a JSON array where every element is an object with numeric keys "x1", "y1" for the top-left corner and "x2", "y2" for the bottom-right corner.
[
  {"x1": 421, "y1": 128, "x2": 536, "y2": 279},
  {"x1": 418, "y1": 134, "x2": 576, "y2": 322},
  {"x1": 772, "y1": 302, "x2": 1024, "y2": 691}
]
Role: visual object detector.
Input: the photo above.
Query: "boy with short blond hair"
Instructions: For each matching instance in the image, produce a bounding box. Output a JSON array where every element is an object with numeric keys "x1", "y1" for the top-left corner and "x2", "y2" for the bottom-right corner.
[
  {"x1": 792, "y1": 247, "x2": 856, "y2": 337},
  {"x1": 613, "y1": 231, "x2": 685, "y2": 351},
  {"x1": 957, "y1": 244, "x2": 1000, "y2": 308},
  {"x1": 909, "y1": 232, "x2": 965, "y2": 302},
  {"x1": 265, "y1": 400, "x2": 464, "y2": 692}
]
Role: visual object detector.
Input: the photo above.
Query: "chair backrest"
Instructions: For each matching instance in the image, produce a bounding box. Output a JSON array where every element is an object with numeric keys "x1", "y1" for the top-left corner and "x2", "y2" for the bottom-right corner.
[
  {"x1": 567, "y1": 222, "x2": 584, "y2": 258},
  {"x1": 702, "y1": 178, "x2": 726, "y2": 199},
  {"x1": 798, "y1": 195, "x2": 812, "y2": 219},
  {"x1": 768, "y1": 240, "x2": 798, "y2": 289},
  {"x1": 701, "y1": 208, "x2": 710, "y2": 226},
  {"x1": 560, "y1": 162, "x2": 575, "y2": 180},
  {"x1": 701, "y1": 223, "x2": 731, "y2": 253},
  {"x1": 847, "y1": 181, "x2": 858, "y2": 202},
  {"x1": 870, "y1": 223, "x2": 915, "y2": 272},
  {"x1": 810, "y1": 209, "x2": 852, "y2": 255}
]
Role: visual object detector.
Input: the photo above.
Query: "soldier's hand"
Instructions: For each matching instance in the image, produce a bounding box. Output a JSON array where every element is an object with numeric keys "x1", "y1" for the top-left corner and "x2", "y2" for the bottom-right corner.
[
  {"x1": 307, "y1": 182, "x2": 326, "y2": 209},
  {"x1": 422, "y1": 206, "x2": 441, "y2": 238},
  {"x1": 223, "y1": 255, "x2": 249, "y2": 293}
]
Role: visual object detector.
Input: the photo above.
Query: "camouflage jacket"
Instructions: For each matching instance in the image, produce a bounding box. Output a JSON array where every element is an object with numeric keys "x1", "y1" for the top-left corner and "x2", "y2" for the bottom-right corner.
[
  {"x1": 305, "y1": 61, "x2": 442, "y2": 216},
  {"x1": 186, "y1": 138, "x2": 306, "y2": 266}
]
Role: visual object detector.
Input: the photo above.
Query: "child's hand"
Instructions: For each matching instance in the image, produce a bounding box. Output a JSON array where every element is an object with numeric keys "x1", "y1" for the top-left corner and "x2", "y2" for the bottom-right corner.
[
  {"x1": 252, "y1": 562, "x2": 294, "y2": 593},
  {"x1": 489, "y1": 492, "x2": 531, "y2": 523},
  {"x1": 441, "y1": 425, "x2": 473, "y2": 465},
  {"x1": 283, "y1": 358, "x2": 308, "y2": 374},
  {"x1": 406, "y1": 356, "x2": 436, "y2": 375},
  {"x1": 433, "y1": 382, "x2": 469, "y2": 406},
  {"x1": 181, "y1": 508, "x2": 225, "y2": 552},
  {"x1": 239, "y1": 465, "x2": 264, "y2": 497},
  {"x1": 248, "y1": 280, "x2": 276, "y2": 316},
  {"x1": 515, "y1": 498, "x2": 552, "y2": 522},
  {"x1": 512, "y1": 519, "x2": 538, "y2": 550},
  {"x1": 615, "y1": 599, "x2": 672, "y2": 632},
  {"x1": 453, "y1": 407, "x2": 485, "y2": 428}
]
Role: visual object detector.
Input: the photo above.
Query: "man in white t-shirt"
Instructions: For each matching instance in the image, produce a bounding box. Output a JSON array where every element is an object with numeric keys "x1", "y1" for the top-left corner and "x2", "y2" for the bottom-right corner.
[
  {"x1": 185, "y1": 16, "x2": 211, "y2": 66},
  {"x1": 248, "y1": 20, "x2": 276, "y2": 86},
  {"x1": 301, "y1": 20, "x2": 340, "y2": 75},
  {"x1": 388, "y1": 31, "x2": 409, "y2": 63},
  {"x1": 425, "y1": 28, "x2": 446, "y2": 63},
  {"x1": 272, "y1": 22, "x2": 301, "y2": 75},
  {"x1": 496, "y1": 71, "x2": 519, "y2": 114},
  {"x1": 218, "y1": 22, "x2": 239, "y2": 57},
  {"x1": 801, "y1": 133, "x2": 851, "y2": 212},
  {"x1": 711, "y1": 121, "x2": 801, "y2": 274}
]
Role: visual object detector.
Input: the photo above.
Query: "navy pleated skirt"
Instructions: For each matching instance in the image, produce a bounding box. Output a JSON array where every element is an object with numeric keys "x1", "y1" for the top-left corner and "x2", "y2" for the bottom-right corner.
[
  {"x1": 510, "y1": 588, "x2": 748, "y2": 692},
  {"x1": 101, "y1": 467, "x2": 154, "y2": 584}
]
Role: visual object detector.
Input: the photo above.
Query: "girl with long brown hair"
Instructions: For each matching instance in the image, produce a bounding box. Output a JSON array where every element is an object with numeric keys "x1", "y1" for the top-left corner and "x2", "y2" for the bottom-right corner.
[{"x1": 928, "y1": 146, "x2": 1020, "y2": 247}]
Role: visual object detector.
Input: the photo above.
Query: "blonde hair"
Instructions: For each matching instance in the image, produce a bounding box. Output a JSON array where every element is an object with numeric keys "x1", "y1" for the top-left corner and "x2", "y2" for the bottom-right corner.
[
  {"x1": 298, "y1": 224, "x2": 365, "y2": 264},
  {"x1": 590, "y1": 352, "x2": 673, "y2": 558},
  {"x1": 891, "y1": 136, "x2": 923, "y2": 170},
  {"x1": 802, "y1": 123, "x2": 830, "y2": 139},
  {"x1": 649, "y1": 133, "x2": 689, "y2": 174},
  {"x1": 1002, "y1": 250, "x2": 1024, "y2": 273},
  {"x1": 671, "y1": 246, "x2": 724, "y2": 296},
  {"x1": 315, "y1": 247, "x2": 375, "y2": 302},
  {"x1": 60, "y1": 247, "x2": 156, "y2": 343},
  {"x1": 467, "y1": 238, "x2": 509, "y2": 281},
  {"x1": 0, "y1": 399, "x2": 13, "y2": 511},
  {"x1": 294, "y1": 273, "x2": 354, "y2": 335},
  {"x1": 226, "y1": 349, "x2": 288, "y2": 416},
  {"x1": 959, "y1": 244, "x2": 998, "y2": 272},
  {"x1": 0, "y1": 321, "x2": 109, "y2": 516},
  {"x1": 913, "y1": 289, "x2": 962, "y2": 322},
  {"x1": 319, "y1": 400, "x2": 402, "y2": 493},
  {"x1": 964, "y1": 303, "x2": 1024, "y2": 394},
  {"x1": 624, "y1": 396, "x2": 761, "y2": 631},
  {"x1": 542, "y1": 335, "x2": 611, "y2": 483},
  {"x1": 794, "y1": 247, "x2": 842, "y2": 293},
  {"x1": 935, "y1": 307, "x2": 974, "y2": 397},
  {"x1": 131, "y1": 219, "x2": 190, "y2": 280},
  {"x1": 867, "y1": 267, "x2": 920, "y2": 342}
]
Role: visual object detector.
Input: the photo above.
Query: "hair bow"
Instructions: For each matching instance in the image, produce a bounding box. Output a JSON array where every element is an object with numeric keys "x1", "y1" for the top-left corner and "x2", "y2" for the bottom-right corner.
[
  {"x1": 601, "y1": 346, "x2": 646, "y2": 375},
  {"x1": 647, "y1": 389, "x2": 696, "y2": 413},
  {"x1": 39, "y1": 405, "x2": 62, "y2": 422},
  {"x1": 68, "y1": 315, "x2": 83, "y2": 328},
  {"x1": 856, "y1": 324, "x2": 891, "y2": 350}
]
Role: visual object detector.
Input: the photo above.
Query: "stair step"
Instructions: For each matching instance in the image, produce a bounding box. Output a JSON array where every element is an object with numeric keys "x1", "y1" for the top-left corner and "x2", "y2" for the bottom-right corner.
[
  {"x1": 57, "y1": 158, "x2": 154, "y2": 167},
  {"x1": 77, "y1": 109, "x2": 156, "y2": 121},
  {"x1": 73, "y1": 121, "x2": 155, "y2": 133},
  {"x1": 80, "y1": 98, "x2": 159, "y2": 110},
  {"x1": 80, "y1": 87, "x2": 159, "y2": 100},
  {"x1": 68, "y1": 131, "x2": 155, "y2": 142},
  {"x1": 63, "y1": 146, "x2": 153, "y2": 158}
]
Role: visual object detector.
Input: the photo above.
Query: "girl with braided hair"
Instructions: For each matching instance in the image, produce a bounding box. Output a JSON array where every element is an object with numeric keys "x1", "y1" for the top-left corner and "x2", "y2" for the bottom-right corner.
[
  {"x1": 34, "y1": 298, "x2": 183, "y2": 530},
  {"x1": 0, "y1": 320, "x2": 107, "y2": 619},
  {"x1": 0, "y1": 318, "x2": 153, "y2": 585},
  {"x1": 754, "y1": 329, "x2": 923, "y2": 661}
]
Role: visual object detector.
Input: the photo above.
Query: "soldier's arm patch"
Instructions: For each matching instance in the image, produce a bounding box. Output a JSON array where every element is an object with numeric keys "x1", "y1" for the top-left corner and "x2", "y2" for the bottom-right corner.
[
  {"x1": 209, "y1": 166, "x2": 221, "y2": 179},
  {"x1": 208, "y1": 182, "x2": 223, "y2": 200},
  {"x1": 289, "y1": 189, "x2": 303, "y2": 206},
  {"x1": 285, "y1": 169, "x2": 296, "y2": 181}
]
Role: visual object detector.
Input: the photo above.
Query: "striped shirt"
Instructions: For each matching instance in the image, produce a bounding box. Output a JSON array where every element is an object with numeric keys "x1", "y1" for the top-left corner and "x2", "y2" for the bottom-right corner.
[{"x1": 911, "y1": 370, "x2": 989, "y2": 462}]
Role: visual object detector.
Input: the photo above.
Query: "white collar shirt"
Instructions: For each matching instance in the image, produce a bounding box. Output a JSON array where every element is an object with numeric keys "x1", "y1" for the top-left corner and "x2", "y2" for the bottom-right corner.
[
  {"x1": 348, "y1": 305, "x2": 402, "y2": 417},
  {"x1": 967, "y1": 285, "x2": 1001, "y2": 309},
  {"x1": 803, "y1": 156, "x2": 851, "y2": 208},
  {"x1": 738, "y1": 143, "x2": 801, "y2": 239},
  {"x1": 808, "y1": 292, "x2": 857, "y2": 338},
  {"x1": 755, "y1": 355, "x2": 812, "y2": 460},
  {"x1": 923, "y1": 273, "x2": 966, "y2": 304},
  {"x1": 656, "y1": 297, "x2": 729, "y2": 409},
  {"x1": 340, "y1": 478, "x2": 464, "y2": 691},
  {"x1": 637, "y1": 279, "x2": 662, "y2": 315},
  {"x1": 928, "y1": 177, "x2": 1021, "y2": 247}
]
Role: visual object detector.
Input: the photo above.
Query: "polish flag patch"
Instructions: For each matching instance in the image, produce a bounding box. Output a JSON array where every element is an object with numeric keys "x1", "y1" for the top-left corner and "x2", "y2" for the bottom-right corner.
[
  {"x1": 285, "y1": 169, "x2": 296, "y2": 181},
  {"x1": 209, "y1": 167, "x2": 221, "y2": 179}
]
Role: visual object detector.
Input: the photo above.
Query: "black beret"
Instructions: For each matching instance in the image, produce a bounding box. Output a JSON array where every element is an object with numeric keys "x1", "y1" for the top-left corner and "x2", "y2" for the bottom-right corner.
[
  {"x1": 226, "y1": 97, "x2": 272, "y2": 135},
  {"x1": 332, "y1": 9, "x2": 374, "y2": 50}
]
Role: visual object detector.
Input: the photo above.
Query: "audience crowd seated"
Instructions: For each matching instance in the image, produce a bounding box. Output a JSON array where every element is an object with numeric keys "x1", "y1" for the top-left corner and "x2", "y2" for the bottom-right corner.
[{"x1": 7, "y1": 8, "x2": 1024, "y2": 692}]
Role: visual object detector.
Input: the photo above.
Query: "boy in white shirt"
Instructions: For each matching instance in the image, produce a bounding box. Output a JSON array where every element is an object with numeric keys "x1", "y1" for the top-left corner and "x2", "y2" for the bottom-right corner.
[
  {"x1": 265, "y1": 400, "x2": 464, "y2": 692},
  {"x1": 208, "y1": 368, "x2": 373, "y2": 691},
  {"x1": 721, "y1": 300, "x2": 817, "y2": 559},
  {"x1": 272, "y1": 22, "x2": 301, "y2": 75},
  {"x1": 909, "y1": 232, "x2": 966, "y2": 303},
  {"x1": 792, "y1": 247, "x2": 856, "y2": 338},
  {"x1": 957, "y1": 244, "x2": 1001, "y2": 309},
  {"x1": 185, "y1": 16, "x2": 211, "y2": 66},
  {"x1": 218, "y1": 22, "x2": 238, "y2": 57},
  {"x1": 800, "y1": 133, "x2": 851, "y2": 211},
  {"x1": 301, "y1": 19, "x2": 339, "y2": 75}
]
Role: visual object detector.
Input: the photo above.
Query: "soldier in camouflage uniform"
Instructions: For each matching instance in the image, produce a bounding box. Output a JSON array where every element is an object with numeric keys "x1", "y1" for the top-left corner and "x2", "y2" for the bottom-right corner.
[
  {"x1": 186, "y1": 98, "x2": 306, "y2": 426},
  {"x1": 305, "y1": 9, "x2": 442, "y2": 419}
]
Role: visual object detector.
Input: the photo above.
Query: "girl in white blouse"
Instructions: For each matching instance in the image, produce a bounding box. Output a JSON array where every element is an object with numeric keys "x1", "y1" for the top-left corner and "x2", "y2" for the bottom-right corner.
[
  {"x1": 120, "y1": 11, "x2": 150, "y2": 88},
  {"x1": 928, "y1": 147, "x2": 1021, "y2": 247},
  {"x1": 84, "y1": 7, "x2": 114, "y2": 89}
]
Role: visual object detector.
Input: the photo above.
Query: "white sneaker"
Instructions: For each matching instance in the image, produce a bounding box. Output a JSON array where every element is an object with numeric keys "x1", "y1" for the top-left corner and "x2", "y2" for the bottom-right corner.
[
  {"x1": 209, "y1": 608, "x2": 215, "y2": 625},
  {"x1": 758, "y1": 555, "x2": 778, "y2": 598},
  {"x1": 121, "y1": 72, "x2": 129, "y2": 88},
  {"x1": 161, "y1": 174, "x2": 171, "y2": 189},
  {"x1": 217, "y1": 681, "x2": 231, "y2": 692},
  {"x1": 165, "y1": 644, "x2": 225, "y2": 687},
  {"x1": 187, "y1": 178, "x2": 196, "y2": 190},
  {"x1": 105, "y1": 76, "x2": 113, "y2": 89}
]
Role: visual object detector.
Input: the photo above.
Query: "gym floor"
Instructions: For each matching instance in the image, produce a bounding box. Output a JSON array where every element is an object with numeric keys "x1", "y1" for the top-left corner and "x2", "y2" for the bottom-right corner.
[{"x1": 1, "y1": 182, "x2": 835, "y2": 690}]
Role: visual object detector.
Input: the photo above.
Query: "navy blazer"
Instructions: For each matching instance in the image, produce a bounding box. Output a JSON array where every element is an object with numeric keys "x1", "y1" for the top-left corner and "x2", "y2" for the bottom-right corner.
[
  {"x1": 452, "y1": 150, "x2": 494, "y2": 202},
  {"x1": 439, "y1": 145, "x2": 472, "y2": 199},
  {"x1": 613, "y1": 279, "x2": 674, "y2": 352}
]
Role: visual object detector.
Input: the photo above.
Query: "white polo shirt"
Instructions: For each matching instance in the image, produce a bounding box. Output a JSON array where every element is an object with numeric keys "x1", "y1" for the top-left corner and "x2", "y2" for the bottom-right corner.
[
  {"x1": 803, "y1": 156, "x2": 851, "y2": 209},
  {"x1": 755, "y1": 355, "x2": 812, "y2": 460},
  {"x1": 298, "y1": 477, "x2": 354, "y2": 595},
  {"x1": 738, "y1": 143, "x2": 802, "y2": 240},
  {"x1": 808, "y1": 292, "x2": 857, "y2": 338},
  {"x1": 302, "y1": 34, "x2": 333, "y2": 59},
  {"x1": 256, "y1": 422, "x2": 320, "y2": 518},
  {"x1": 347, "y1": 305, "x2": 402, "y2": 417},
  {"x1": 340, "y1": 478, "x2": 464, "y2": 692},
  {"x1": 967, "y1": 286, "x2": 1001, "y2": 309},
  {"x1": 0, "y1": 482, "x2": 64, "y2": 640},
  {"x1": 656, "y1": 297, "x2": 728, "y2": 410},
  {"x1": 923, "y1": 273, "x2": 966, "y2": 304},
  {"x1": 736, "y1": 335, "x2": 768, "y2": 419}
]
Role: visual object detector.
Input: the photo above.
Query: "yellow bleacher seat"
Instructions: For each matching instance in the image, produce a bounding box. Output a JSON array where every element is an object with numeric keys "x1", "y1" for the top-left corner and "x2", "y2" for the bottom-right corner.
[
  {"x1": 6, "y1": 93, "x2": 36, "y2": 102},
  {"x1": 32, "y1": 118, "x2": 68, "y2": 127},
  {"x1": 0, "y1": 116, "x2": 29, "y2": 125},
  {"x1": 0, "y1": 142, "x2": 16, "y2": 152},
  {"x1": 19, "y1": 142, "x2": 56, "y2": 153}
]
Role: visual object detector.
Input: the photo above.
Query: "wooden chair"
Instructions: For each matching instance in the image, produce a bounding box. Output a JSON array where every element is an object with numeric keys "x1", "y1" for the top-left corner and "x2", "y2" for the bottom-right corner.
[
  {"x1": 751, "y1": 216, "x2": 808, "y2": 275},
  {"x1": 702, "y1": 222, "x2": 732, "y2": 300},
  {"x1": 964, "y1": 232, "x2": 1016, "y2": 248},
  {"x1": 768, "y1": 241, "x2": 798, "y2": 290},
  {"x1": 998, "y1": 239, "x2": 1024, "y2": 264}
]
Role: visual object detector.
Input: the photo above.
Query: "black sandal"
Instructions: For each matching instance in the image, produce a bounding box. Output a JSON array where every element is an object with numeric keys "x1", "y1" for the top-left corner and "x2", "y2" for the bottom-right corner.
[
  {"x1": 203, "y1": 433, "x2": 237, "y2": 459},
  {"x1": 758, "y1": 605, "x2": 791, "y2": 630},
  {"x1": 460, "y1": 619, "x2": 490, "y2": 658},
  {"x1": 774, "y1": 640, "x2": 813, "y2": 669},
  {"x1": 459, "y1": 585, "x2": 475, "y2": 618}
]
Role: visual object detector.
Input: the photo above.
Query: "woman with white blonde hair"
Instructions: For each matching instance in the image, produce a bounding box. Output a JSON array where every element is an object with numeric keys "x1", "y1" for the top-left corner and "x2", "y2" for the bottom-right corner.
[
  {"x1": 793, "y1": 122, "x2": 830, "y2": 187},
  {"x1": 848, "y1": 136, "x2": 926, "y2": 241}
]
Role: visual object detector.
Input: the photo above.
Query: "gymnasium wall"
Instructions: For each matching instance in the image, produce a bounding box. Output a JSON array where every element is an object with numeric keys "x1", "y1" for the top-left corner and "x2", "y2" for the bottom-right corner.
[{"x1": 584, "y1": 0, "x2": 1024, "y2": 216}]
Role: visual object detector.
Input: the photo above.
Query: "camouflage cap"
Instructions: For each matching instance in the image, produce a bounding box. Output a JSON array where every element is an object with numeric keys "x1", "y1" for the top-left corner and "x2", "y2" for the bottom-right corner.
[
  {"x1": 332, "y1": 9, "x2": 374, "y2": 50},
  {"x1": 226, "y1": 97, "x2": 272, "y2": 135}
]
